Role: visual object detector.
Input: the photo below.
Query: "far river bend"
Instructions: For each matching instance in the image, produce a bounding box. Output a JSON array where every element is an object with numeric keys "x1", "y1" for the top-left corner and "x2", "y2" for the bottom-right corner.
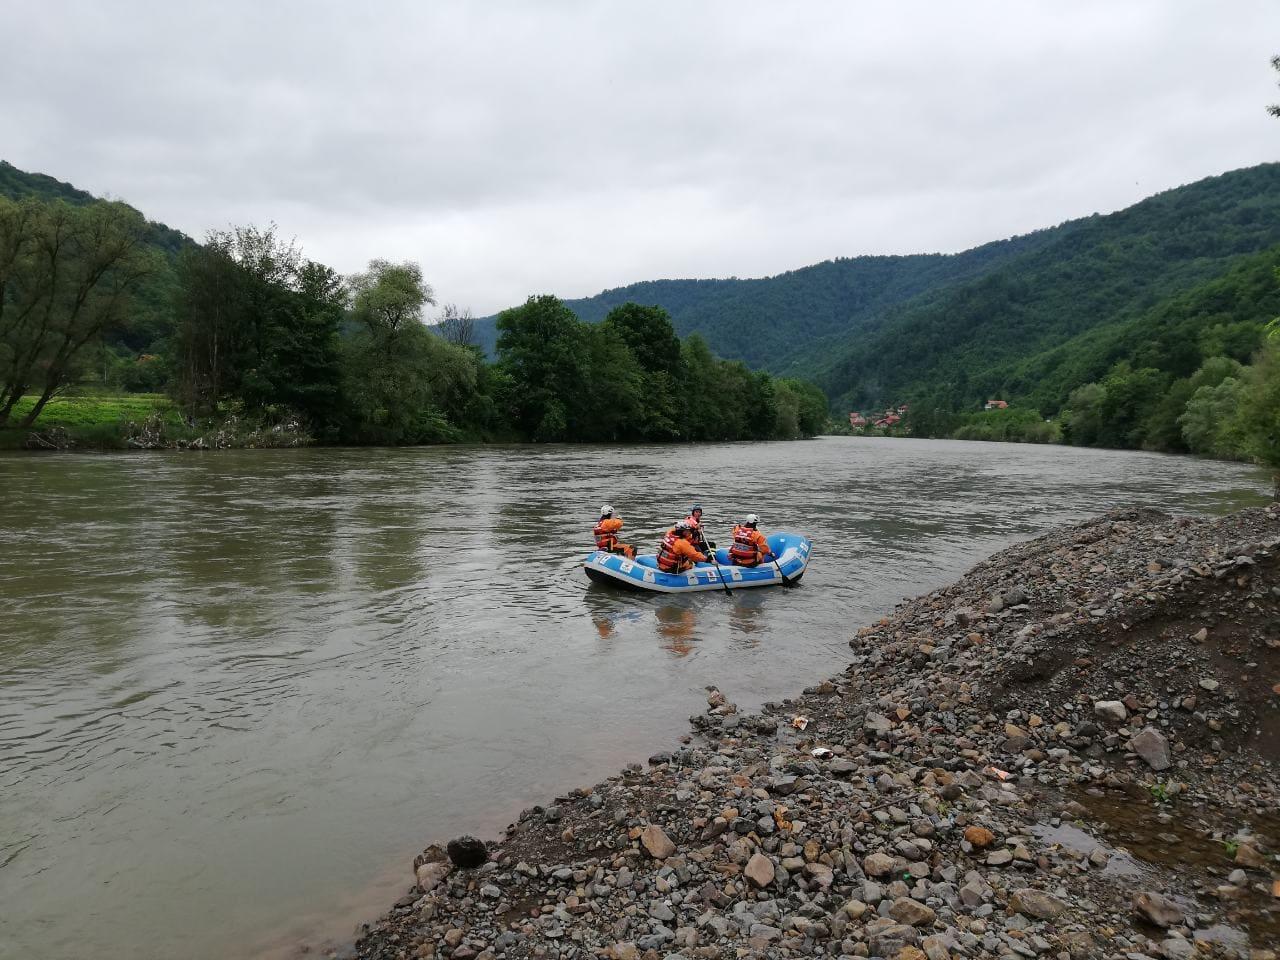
[{"x1": 0, "y1": 437, "x2": 1271, "y2": 960}]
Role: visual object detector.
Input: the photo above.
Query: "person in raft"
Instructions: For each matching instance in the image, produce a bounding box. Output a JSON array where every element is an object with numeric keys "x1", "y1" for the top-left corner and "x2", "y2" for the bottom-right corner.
[
  {"x1": 729, "y1": 513, "x2": 773, "y2": 567},
  {"x1": 683, "y1": 503, "x2": 715, "y2": 554},
  {"x1": 656, "y1": 520, "x2": 708, "y2": 573},
  {"x1": 593, "y1": 503, "x2": 636, "y2": 560}
]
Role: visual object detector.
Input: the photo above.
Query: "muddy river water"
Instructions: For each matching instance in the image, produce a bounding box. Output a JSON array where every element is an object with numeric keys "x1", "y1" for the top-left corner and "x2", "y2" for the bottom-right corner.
[{"x1": 0, "y1": 438, "x2": 1270, "y2": 960}]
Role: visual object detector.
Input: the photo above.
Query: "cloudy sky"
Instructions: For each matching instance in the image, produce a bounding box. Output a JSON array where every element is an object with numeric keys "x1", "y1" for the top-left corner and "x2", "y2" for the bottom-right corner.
[{"x1": 4, "y1": 1, "x2": 1277, "y2": 314}]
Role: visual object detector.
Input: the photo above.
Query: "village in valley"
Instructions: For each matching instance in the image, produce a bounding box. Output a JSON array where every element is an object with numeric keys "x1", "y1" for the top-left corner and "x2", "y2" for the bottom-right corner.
[{"x1": 847, "y1": 399, "x2": 1011, "y2": 435}]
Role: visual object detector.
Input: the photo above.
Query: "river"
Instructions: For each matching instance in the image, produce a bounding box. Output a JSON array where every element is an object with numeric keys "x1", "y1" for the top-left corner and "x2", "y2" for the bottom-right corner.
[{"x1": 0, "y1": 438, "x2": 1270, "y2": 960}]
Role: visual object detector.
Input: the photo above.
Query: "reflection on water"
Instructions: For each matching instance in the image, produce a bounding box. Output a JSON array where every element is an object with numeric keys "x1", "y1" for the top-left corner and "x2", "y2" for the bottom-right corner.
[
  {"x1": 655, "y1": 602, "x2": 700, "y2": 657},
  {"x1": 0, "y1": 438, "x2": 1270, "y2": 960}
]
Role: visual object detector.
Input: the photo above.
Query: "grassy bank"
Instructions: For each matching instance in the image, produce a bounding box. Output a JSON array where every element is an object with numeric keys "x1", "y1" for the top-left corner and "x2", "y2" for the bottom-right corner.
[{"x1": 0, "y1": 393, "x2": 312, "y2": 451}]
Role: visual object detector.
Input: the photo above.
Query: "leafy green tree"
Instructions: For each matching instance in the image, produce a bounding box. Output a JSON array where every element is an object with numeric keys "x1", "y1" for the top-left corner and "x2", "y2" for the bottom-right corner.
[
  {"x1": 1230, "y1": 341, "x2": 1280, "y2": 468},
  {"x1": 1107, "y1": 364, "x2": 1170, "y2": 448},
  {"x1": 779, "y1": 378, "x2": 830, "y2": 437},
  {"x1": 577, "y1": 324, "x2": 646, "y2": 441},
  {"x1": 1180, "y1": 378, "x2": 1245, "y2": 457},
  {"x1": 241, "y1": 261, "x2": 346, "y2": 433},
  {"x1": 174, "y1": 225, "x2": 343, "y2": 429},
  {"x1": 341, "y1": 259, "x2": 479, "y2": 444},
  {"x1": 0, "y1": 198, "x2": 154, "y2": 426},
  {"x1": 1061, "y1": 382, "x2": 1106, "y2": 446},
  {"x1": 496, "y1": 295, "x2": 590, "y2": 441},
  {"x1": 600, "y1": 303, "x2": 684, "y2": 439}
]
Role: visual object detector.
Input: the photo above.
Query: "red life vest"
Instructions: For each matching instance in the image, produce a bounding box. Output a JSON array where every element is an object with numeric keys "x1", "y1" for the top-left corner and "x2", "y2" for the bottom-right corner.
[
  {"x1": 729, "y1": 525, "x2": 762, "y2": 566},
  {"x1": 656, "y1": 529, "x2": 683, "y2": 572},
  {"x1": 593, "y1": 518, "x2": 620, "y2": 552}
]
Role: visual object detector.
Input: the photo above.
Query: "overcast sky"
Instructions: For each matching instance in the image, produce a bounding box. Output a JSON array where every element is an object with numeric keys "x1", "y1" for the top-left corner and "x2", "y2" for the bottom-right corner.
[{"x1": 3, "y1": 1, "x2": 1278, "y2": 314}]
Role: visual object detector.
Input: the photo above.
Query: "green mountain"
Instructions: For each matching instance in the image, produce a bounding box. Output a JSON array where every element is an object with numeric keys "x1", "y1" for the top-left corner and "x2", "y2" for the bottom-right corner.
[
  {"x1": 476, "y1": 163, "x2": 1280, "y2": 416},
  {"x1": 816, "y1": 163, "x2": 1280, "y2": 413},
  {"x1": 473, "y1": 232, "x2": 1059, "y2": 365}
]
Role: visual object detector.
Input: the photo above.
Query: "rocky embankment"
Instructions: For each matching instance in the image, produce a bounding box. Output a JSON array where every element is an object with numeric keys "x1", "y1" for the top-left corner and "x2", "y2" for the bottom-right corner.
[{"x1": 354, "y1": 505, "x2": 1280, "y2": 960}]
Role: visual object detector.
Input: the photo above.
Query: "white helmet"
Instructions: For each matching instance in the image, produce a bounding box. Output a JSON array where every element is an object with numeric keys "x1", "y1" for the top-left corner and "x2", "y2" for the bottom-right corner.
[
  {"x1": 600, "y1": 503, "x2": 614, "y2": 517},
  {"x1": 744, "y1": 513, "x2": 759, "y2": 526}
]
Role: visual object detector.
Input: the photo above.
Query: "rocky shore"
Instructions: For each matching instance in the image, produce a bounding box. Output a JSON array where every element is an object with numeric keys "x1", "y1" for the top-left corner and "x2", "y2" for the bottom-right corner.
[{"x1": 353, "y1": 505, "x2": 1280, "y2": 960}]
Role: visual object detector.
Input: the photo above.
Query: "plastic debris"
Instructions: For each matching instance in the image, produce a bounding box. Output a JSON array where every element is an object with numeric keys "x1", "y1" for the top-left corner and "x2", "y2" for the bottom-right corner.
[
  {"x1": 811, "y1": 746, "x2": 833, "y2": 759},
  {"x1": 983, "y1": 765, "x2": 1012, "y2": 781},
  {"x1": 791, "y1": 716, "x2": 809, "y2": 730}
]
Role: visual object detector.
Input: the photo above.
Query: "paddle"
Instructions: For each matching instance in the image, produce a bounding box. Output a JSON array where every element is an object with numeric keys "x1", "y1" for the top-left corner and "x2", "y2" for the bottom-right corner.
[
  {"x1": 695, "y1": 523, "x2": 732, "y2": 594},
  {"x1": 771, "y1": 552, "x2": 797, "y2": 588},
  {"x1": 704, "y1": 540, "x2": 733, "y2": 594}
]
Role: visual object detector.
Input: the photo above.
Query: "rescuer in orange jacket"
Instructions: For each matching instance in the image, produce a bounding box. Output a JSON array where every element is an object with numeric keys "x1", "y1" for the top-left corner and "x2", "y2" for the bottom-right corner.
[
  {"x1": 656, "y1": 520, "x2": 708, "y2": 573},
  {"x1": 728, "y1": 513, "x2": 773, "y2": 567},
  {"x1": 683, "y1": 503, "x2": 715, "y2": 555},
  {"x1": 593, "y1": 504, "x2": 636, "y2": 560}
]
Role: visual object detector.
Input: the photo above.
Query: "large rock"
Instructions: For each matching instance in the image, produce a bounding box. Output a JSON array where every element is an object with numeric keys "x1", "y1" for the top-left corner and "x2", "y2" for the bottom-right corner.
[
  {"x1": 446, "y1": 835, "x2": 488, "y2": 868},
  {"x1": 865, "y1": 712, "x2": 893, "y2": 737},
  {"x1": 1131, "y1": 727, "x2": 1172, "y2": 771},
  {"x1": 888, "y1": 898, "x2": 936, "y2": 927},
  {"x1": 864, "y1": 851, "x2": 896, "y2": 877},
  {"x1": 415, "y1": 860, "x2": 452, "y2": 892},
  {"x1": 804, "y1": 861, "x2": 835, "y2": 888},
  {"x1": 1094, "y1": 700, "x2": 1128, "y2": 723},
  {"x1": 1009, "y1": 888, "x2": 1069, "y2": 920},
  {"x1": 744, "y1": 852, "x2": 775, "y2": 888},
  {"x1": 963, "y1": 826, "x2": 996, "y2": 849},
  {"x1": 1234, "y1": 842, "x2": 1267, "y2": 869},
  {"x1": 1133, "y1": 891, "x2": 1184, "y2": 928},
  {"x1": 640, "y1": 824, "x2": 676, "y2": 859}
]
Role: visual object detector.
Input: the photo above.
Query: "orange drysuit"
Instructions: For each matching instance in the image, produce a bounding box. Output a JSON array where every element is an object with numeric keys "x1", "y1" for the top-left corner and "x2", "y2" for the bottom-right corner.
[
  {"x1": 656, "y1": 529, "x2": 707, "y2": 573},
  {"x1": 729, "y1": 525, "x2": 771, "y2": 566}
]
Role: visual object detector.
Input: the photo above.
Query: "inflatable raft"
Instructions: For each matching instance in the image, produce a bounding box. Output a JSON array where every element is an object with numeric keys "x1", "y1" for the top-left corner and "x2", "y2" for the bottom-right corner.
[{"x1": 583, "y1": 533, "x2": 812, "y2": 593}]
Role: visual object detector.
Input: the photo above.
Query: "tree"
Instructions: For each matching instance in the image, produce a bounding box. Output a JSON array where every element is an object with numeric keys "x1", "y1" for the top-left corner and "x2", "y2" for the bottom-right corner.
[
  {"x1": 437, "y1": 303, "x2": 476, "y2": 347},
  {"x1": 495, "y1": 295, "x2": 590, "y2": 441},
  {"x1": 174, "y1": 224, "x2": 343, "y2": 428},
  {"x1": 0, "y1": 198, "x2": 153, "y2": 426},
  {"x1": 600, "y1": 303, "x2": 682, "y2": 377},
  {"x1": 241, "y1": 260, "x2": 346, "y2": 432},
  {"x1": 341, "y1": 259, "x2": 467, "y2": 444},
  {"x1": 350, "y1": 259, "x2": 434, "y2": 335},
  {"x1": 1269, "y1": 55, "x2": 1280, "y2": 118},
  {"x1": 1230, "y1": 340, "x2": 1280, "y2": 468},
  {"x1": 1180, "y1": 378, "x2": 1245, "y2": 457},
  {"x1": 600, "y1": 303, "x2": 685, "y2": 439}
]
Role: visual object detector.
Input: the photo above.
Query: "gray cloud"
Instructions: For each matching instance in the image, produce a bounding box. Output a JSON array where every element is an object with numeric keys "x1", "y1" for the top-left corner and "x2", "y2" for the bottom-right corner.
[{"x1": 2, "y1": 0, "x2": 1277, "y2": 313}]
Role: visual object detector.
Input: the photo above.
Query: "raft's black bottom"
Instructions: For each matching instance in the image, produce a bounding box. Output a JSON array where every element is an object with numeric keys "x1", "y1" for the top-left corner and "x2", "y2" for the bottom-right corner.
[
  {"x1": 584, "y1": 565, "x2": 652, "y2": 592},
  {"x1": 584, "y1": 565, "x2": 804, "y2": 592}
]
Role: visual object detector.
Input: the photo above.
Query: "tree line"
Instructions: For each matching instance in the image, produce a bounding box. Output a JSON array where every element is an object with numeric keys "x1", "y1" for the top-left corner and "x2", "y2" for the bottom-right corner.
[{"x1": 0, "y1": 199, "x2": 829, "y2": 444}]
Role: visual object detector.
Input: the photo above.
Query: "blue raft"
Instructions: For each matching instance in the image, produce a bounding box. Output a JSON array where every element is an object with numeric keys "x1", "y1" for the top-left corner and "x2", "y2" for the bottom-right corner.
[{"x1": 583, "y1": 533, "x2": 812, "y2": 593}]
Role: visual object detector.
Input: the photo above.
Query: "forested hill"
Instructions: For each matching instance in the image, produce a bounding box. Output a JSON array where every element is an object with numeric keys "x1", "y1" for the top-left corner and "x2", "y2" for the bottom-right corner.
[
  {"x1": 815, "y1": 162, "x2": 1280, "y2": 412},
  {"x1": 472, "y1": 230, "x2": 1062, "y2": 367},
  {"x1": 476, "y1": 163, "x2": 1280, "y2": 413},
  {"x1": 0, "y1": 160, "x2": 192, "y2": 256}
]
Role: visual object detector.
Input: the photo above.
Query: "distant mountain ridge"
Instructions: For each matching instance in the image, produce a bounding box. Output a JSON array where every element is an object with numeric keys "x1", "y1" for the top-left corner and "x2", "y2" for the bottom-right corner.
[
  {"x1": 472, "y1": 230, "x2": 1063, "y2": 368},
  {"x1": 0, "y1": 160, "x2": 193, "y2": 256},
  {"x1": 477, "y1": 163, "x2": 1280, "y2": 413}
]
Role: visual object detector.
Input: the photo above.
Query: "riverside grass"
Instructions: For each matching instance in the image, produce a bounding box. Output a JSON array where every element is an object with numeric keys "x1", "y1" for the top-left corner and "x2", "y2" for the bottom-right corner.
[
  {"x1": 2, "y1": 392, "x2": 315, "y2": 450},
  {"x1": 9, "y1": 393, "x2": 181, "y2": 429},
  {"x1": 0, "y1": 393, "x2": 183, "y2": 450}
]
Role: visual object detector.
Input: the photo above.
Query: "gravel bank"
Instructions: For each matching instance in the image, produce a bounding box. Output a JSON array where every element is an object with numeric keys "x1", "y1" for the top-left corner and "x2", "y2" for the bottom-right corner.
[{"x1": 353, "y1": 505, "x2": 1280, "y2": 960}]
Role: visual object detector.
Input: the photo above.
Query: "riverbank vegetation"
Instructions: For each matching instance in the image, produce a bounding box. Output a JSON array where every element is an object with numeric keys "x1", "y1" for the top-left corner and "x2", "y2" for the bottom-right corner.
[
  {"x1": 847, "y1": 247, "x2": 1280, "y2": 472},
  {"x1": 0, "y1": 179, "x2": 829, "y2": 449}
]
